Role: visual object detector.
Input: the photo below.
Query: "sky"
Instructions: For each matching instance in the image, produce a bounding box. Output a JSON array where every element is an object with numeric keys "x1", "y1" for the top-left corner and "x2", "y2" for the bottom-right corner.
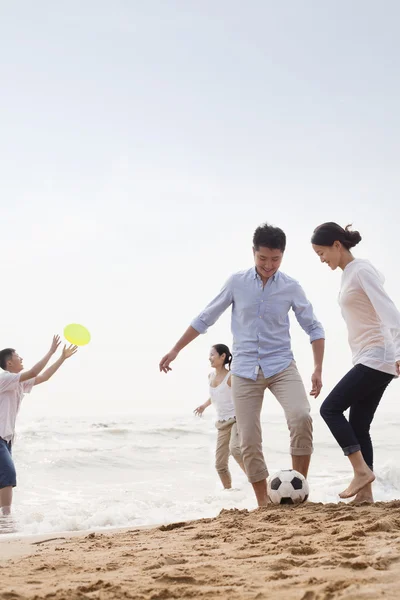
[{"x1": 0, "y1": 1, "x2": 399, "y2": 418}]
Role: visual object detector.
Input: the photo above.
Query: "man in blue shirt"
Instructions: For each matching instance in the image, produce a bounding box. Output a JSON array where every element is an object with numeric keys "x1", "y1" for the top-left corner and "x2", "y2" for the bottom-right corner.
[{"x1": 160, "y1": 223, "x2": 325, "y2": 506}]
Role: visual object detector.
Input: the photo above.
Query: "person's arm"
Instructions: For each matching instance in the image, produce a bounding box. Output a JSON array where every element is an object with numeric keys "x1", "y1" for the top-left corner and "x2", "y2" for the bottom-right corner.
[
  {"x1": 174, "y1": 327, "x2": 201, "y2": 352},
  {"x1": 159, "y1": 276, "x2": 234, "y2": 373},
  {"x1": 292, "y1": 283, "x2": 325, "y2": 397},
  {"x1": 357, "y1": 268, "x2": 400, "y2": 374},
  {"x1": 310, "y1": 338, "x2": 325, "y2": 397},
  {"x1": 34, "y1": 345, "x2": 78, "y2": 385},
  {"x1": 20, "y1": 335, "x2": 61, "y2": 382},
  {"x1": 194, "y1": 398, "x2": 212, "y2": 416}
]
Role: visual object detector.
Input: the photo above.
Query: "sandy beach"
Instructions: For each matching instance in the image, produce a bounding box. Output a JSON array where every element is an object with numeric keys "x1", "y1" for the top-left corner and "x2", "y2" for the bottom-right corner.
[{"x1": 1, "y1": 501, "x2": 400, "y2": 600}]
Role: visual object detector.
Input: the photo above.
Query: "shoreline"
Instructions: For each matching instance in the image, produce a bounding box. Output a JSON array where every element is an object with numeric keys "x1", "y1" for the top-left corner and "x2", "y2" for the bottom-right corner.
[
  {"x1": 0, "y1": 524, "x2": 157, "y2": 563},
  {"x1": 1, "y1": 501, "x2": 400, "y2": 599}
]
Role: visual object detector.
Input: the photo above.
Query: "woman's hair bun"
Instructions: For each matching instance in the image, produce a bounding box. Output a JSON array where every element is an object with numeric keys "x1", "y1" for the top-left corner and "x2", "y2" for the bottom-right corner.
[{"x1": 344, "y1": 225, "x2": 362, "y2": 248}]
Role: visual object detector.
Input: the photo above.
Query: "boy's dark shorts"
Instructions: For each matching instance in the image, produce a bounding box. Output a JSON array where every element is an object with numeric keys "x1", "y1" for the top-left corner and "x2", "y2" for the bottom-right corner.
[{"x1": 0, "y1": 438, "x2": 16, "y2": 489}]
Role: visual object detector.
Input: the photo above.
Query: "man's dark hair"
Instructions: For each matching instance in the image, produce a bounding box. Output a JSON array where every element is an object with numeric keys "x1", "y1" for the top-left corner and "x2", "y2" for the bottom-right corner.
[
  {"x1": 253, "y1": 223, "x2": 286, "y2": 252},
  {"x1": 0, "y1": 349, "x2": 15, "y2": 371}
]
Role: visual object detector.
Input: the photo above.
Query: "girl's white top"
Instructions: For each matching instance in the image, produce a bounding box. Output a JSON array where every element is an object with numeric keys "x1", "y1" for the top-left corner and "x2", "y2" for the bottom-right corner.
[
  {"x1": 339, "y1": 258, "x2": 400, "y2": 376},
  {"x1": 209, "y1": 371, "x2": 236, "y2": 421}
]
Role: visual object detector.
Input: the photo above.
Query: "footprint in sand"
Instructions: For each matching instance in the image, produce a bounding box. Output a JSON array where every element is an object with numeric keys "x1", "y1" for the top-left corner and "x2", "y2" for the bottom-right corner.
[
  {"x1": 77, "y1": 581, "x2": 111, "y2": 593},
  {"x1": 158, "y1": 522, "x2": 187, "y2": 532},
  {"x1": 300, "y1": 592, "x2": 316, "y2": 600},
  {"x1": 156, "y1": 574, "x2": 198, "y2": 585},
  {"x1": 339, "y1": 552, "x2": 359, "y2": 559},
  {"x1": 372, "y1": 555, "x2": 400, "y2": 571},
  {"x1": 340, "y1": 559, "x2": 369, "y2": 570},
  {"x1": 324, "y1": 580, "x2": 352, "y2": 593},
  {"x1": 163, "y1": 556, "x2": 188, "y2": 565},
  {"x1": 269, "y1": 558, "x2": 304, "y2": 570},
  {"x1": 366, "y1": 517, "x2": 398, "y2": 532},
  {"x1": 333, "y1": 514, "x2": 357, "y2": 522},
  {"x1": 267, "y1": 571, "x2": 293, "y2": 581},
  {"x1": 143, "y1": 563, "x2": 163, "y2": 571},
  {"x1": 289, "y1": 545, "x2": 318, "y2": 556}
]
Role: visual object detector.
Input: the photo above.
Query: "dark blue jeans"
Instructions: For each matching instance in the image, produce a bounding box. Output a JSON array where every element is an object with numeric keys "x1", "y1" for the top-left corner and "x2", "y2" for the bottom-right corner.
[
  {"x1": 0, "y1": 438, "x2": 16, "y2": 489},
  {"x1": 320, "y1": 364, "x2": 393, "y2": 470}
]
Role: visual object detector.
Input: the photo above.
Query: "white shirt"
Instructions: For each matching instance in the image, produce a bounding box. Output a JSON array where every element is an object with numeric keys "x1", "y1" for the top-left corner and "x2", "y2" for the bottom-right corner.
[
  {"x1": 209, "y1": 371, "x2": 236, "y2": 421},
  {"x1": 339, "y1": 259, "x2": 400, "y2": 376},
  {"x1": 0, "y1": 372, "x2": 35, "y2": 442}
]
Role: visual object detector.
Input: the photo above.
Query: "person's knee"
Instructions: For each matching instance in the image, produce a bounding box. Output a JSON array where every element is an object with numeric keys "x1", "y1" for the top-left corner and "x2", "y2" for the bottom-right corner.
[
  {"x1": 319, "y1": 402, "x2": 328, "y2": 421},
  {"x1": 289, "y1": 408, "x2": 313, "y2": 428},
  {"x1": 230, "y1": 443, "x2": 242, "y2": 461},
  {"x1": 320, "y1": 397, "x2": 336, "y2": 422},
  {"x1": 239, "y1": 438, "x2": 261, "y2": 457}
]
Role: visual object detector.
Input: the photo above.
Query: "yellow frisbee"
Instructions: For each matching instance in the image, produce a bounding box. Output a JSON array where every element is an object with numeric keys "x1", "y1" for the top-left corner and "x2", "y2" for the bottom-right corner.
[{"x1": 64, "y1": 323, "x2": 91, "y2": 346}]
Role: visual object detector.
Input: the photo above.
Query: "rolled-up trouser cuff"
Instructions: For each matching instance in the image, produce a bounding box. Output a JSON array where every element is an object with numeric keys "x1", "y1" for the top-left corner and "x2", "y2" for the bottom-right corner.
[
  {"x1": 291, "y1": 446, "x2": 313, "y2": 456},
  {"x1": 343, "y1": 444, "x2": 361, "y2": 457},
  {"x1": 247, "y1": 467, "x2": 269, "y2": 484}
]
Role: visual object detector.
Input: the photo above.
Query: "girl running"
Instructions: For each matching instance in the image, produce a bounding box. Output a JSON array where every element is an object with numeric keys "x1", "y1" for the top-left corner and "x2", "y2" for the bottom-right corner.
[
  {"x1": 194, "y1": 344, "x2": 245, "y2": 489},
  {"x1": 311, "y1": 222, "x2": 400, "y2": 502}
]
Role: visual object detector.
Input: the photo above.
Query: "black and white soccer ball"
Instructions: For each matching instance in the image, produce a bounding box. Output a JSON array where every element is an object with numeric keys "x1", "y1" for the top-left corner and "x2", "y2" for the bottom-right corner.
[{"x1": 267, "y1": 469, "x2": 309, "y2": 505}]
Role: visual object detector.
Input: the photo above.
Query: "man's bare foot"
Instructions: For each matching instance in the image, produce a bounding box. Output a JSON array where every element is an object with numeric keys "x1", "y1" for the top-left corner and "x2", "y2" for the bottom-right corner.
[
  {"x1": 252, "y1": 479, "x2": 269, "y2": 507},
  {"x1": 339, "y1": 470, "x2": 375, "y2": 499},
  {"x1": 257, "y1": 498, "x2": 271, "y2": 508}
]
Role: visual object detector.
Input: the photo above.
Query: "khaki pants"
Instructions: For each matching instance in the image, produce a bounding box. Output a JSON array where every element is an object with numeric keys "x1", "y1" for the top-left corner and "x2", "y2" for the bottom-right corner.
[
  {"x1": 231, "y1": 361, "x2": 313, "y2": 483},
  {"x1": 215, "y1": 418, "x2": 243, "y2": 477}
]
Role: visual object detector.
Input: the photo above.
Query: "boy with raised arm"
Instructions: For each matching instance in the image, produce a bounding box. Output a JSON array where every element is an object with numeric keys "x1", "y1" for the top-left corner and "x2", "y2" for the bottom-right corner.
[{"x1": 0, "y1": 335, "x2": 77, "y2": 515}]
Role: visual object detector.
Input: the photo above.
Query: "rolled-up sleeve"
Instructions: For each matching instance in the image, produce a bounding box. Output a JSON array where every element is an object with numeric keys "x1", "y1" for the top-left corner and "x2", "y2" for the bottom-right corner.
[
  {"x1": 292, "y1": 283, "x2": 325, "y2": 343},
  {"x1": 191, "y1": 276, "x2": 234, "y2": 334}
]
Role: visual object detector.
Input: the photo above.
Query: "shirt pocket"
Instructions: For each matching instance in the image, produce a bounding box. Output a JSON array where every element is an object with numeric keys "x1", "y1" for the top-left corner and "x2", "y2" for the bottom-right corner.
[{"x1": 263, "y1": 299, "x2": 291, "y2": 323}]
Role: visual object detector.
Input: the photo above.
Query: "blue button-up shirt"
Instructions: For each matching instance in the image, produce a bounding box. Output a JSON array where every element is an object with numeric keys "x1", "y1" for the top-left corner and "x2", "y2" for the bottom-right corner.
[{"x1": 191, "y1": 267, "x2": 325, "y2": 381}]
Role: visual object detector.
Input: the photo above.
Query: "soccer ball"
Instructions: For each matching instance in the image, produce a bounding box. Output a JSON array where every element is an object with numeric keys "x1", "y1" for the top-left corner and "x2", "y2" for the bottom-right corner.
[{"x1": 267, "y1": 469, "x2": 309, "y2": 505}]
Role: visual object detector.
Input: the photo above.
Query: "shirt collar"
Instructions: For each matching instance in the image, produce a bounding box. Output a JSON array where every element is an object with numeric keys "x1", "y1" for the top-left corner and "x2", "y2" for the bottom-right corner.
[{"x1": 253, "y1": 267, "x2": 279, "y2": 282}]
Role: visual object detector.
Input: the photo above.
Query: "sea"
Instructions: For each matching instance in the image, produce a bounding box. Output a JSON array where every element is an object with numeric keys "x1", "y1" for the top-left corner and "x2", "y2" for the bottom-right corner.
[{"x1": 1, "y1": 411, "x2": 400, "y2": 537}]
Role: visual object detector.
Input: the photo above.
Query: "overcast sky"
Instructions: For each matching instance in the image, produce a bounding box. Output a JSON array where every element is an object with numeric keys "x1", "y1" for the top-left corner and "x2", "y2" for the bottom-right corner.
[{"x1": 1, "y1": 1, "x2": 399, "y2": 419}]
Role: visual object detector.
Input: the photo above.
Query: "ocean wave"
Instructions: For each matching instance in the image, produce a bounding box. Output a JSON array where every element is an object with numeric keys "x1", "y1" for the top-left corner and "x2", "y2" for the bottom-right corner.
[{"x1": 7, "y1": 413, "x2": 400, "y2": 539}]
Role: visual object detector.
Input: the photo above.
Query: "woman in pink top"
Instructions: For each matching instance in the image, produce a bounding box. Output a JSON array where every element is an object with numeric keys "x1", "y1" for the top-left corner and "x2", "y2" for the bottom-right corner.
[
  {"x1": 312, "y1": 222, "x2": 400, "y2": 503},
  {"x1": 194, "y1": 344, "x2": 244, "y2": 489}
]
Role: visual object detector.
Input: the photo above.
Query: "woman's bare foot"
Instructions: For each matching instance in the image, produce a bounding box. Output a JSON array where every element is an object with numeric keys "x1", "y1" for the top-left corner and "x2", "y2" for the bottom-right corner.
[
  {"x1": 350, "y1": 493, "x2": 374, "y2": 504},
  {"x1": 350, "y1": 482, "x2": 374, "y2": 504},
  {"x1": 339, "y1": 470, "x2": 375, "y2": 499}
]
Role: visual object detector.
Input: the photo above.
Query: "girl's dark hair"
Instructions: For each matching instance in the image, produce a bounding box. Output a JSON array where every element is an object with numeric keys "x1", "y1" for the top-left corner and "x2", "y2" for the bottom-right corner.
[
  {"x1": 311, "y1": 222, "x2": 362, "y2": 250},
  {"x1": 212, "y1": 344, "x2": 232, "y2": 370}
]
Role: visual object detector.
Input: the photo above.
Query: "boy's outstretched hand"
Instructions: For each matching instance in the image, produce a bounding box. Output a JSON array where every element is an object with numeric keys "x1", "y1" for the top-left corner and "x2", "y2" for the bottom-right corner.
[
  {"x1": 50, "y1": 335, "x2": 62, "y2": 354},
  {"x1": 62, "y1": 344, "x2": 78, "y2": 360}
]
